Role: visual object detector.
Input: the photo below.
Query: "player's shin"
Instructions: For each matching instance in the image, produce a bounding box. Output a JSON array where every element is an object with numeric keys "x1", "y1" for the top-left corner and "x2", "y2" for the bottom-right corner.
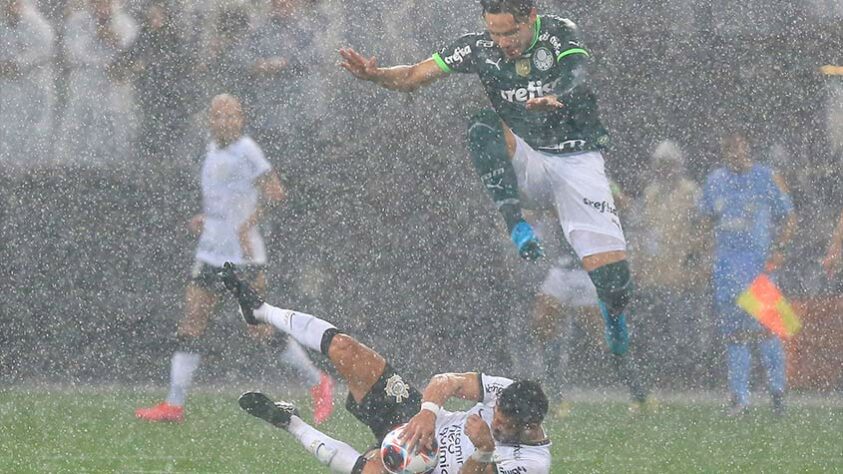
[
  {"x1": 758, "y1": 337, "x2": 786, "y2": 396},
  {"x1": 468, "y1": 109, "x2": 523, "y2": 233},
  {"x1": 256, "y1": 304, "x2": 337, "y2": 355},
  {"x1": 726, "y1": 342, "x2": 751, "y2": 406},
  {"x1": 589, "y1": 261, "x2": 633, "y2": 355},
  {"x1": 165, "y1": 335, "x2": 203, "y2": 407},
  {"x1": 286, "y1": 416, "x2": 364, "y2": 473}
]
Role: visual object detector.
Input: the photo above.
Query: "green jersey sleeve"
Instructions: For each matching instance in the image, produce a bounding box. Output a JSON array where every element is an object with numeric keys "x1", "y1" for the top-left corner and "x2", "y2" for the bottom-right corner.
[
  {"x1": 432, "y1": 33, "x2": 483, "y2": 74},
  {"x1": 544, "y1": 15, "x2": 591, "y2": 98}
]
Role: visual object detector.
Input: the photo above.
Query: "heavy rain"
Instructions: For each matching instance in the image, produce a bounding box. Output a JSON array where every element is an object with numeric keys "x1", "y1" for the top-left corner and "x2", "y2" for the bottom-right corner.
[{"x1": 1, "y1": 0, "x2": 842, "y2": 472}]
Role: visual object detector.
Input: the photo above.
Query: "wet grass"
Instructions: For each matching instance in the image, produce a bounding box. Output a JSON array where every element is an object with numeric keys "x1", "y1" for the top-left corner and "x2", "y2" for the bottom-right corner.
[{"x1": 1, "y1": 389, "x2": 841, "y2": 473}]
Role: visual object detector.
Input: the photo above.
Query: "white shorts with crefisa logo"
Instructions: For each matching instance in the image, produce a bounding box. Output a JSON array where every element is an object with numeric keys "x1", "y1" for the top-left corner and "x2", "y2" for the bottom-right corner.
[{"x1": 511, "y1": 134, "x2": 627, "y2": 259}]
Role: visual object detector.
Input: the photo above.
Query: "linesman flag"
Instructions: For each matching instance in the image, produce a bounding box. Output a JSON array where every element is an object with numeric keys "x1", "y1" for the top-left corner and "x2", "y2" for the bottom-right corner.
[{"x1": 736, "y1": 274, "x2": 802, "y2": 339}]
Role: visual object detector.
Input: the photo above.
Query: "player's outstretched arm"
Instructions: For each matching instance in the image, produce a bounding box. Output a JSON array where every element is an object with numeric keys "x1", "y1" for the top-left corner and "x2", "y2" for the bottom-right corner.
[
  {"x1": 339, "y1": 47, "x2": 445, "y2": 93},
  {"x1": 401, "y1": 372, "x2": 481, "y2": 452}
]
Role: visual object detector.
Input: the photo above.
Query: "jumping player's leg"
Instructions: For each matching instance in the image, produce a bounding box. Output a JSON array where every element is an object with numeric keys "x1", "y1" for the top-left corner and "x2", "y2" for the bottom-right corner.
[
  {"x1": 582, "y1": 250, "x2": 633, "y2": 356},
  {"x1": 467, "y1": 109, "x2": 542, "y2": 260},
  {"x1": 544, "y1": 150, "x2": 647, "y2": 403}
]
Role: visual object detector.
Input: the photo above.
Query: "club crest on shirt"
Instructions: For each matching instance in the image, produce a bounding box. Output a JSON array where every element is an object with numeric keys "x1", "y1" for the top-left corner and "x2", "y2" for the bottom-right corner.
[
  {"x1": 385, "y1": 374, "x2": 410, "y2": 403},
  {"x1": 515, "y1": 58, "x2": 531, "y2": 77},
  {"x1": 533, "y1": 47, "x2": 554, "y2": 71}
]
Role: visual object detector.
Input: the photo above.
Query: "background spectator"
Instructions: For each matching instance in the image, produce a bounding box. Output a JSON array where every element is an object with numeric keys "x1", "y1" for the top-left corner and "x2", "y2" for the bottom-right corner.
[
  {"x1": 123, "y1": 0, "x2": 194, "y2": 163},
  {"x1": 56, "y1": 0, "x2": 138, "y2": 167},
  {"x1": 630, "y1": 140, "x2": 709, "y2": 384},
  {"x1": 199, "y1": 3, "x2": 251, "y2": 102},
  {"x1": 0, "y1": 0, "x2": 54, "y2": 170},
  {"x1": 243, "y1": 0, "x2": 317, "y2": 165}
]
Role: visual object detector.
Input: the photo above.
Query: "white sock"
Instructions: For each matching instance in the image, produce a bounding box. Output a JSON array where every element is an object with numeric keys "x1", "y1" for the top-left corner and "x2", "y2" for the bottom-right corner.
[
  {"x1": 165, "y1": 351, "x2": 201, "y2": 407},
  {"x1": 287, "y1": 415, "x2": 362, "y2": 473},
  {"x1": 256, "y1": 303, "x2": 336, "y2": 354},
  {"x1": 280, "y1": 339, "x2": 323, "y2": 387}
]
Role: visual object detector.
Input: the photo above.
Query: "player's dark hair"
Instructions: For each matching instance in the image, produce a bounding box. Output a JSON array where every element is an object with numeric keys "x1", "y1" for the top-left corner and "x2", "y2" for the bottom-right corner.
[
  {"x1": 480, "y1": 0, "x2": 535, "y2": 21},
  {"x1": 497, "y1": 380, "x2": 548, "y2": 426}
]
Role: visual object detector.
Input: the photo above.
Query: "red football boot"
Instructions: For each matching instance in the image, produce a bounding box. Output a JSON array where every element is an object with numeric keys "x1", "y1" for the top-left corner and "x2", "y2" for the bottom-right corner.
[
  {"x1": 310, "y1": 372, "x2": 334, "y2": 425},
  {"x1": 135, "y1": 402, "x2": 184, "y2": 422}
]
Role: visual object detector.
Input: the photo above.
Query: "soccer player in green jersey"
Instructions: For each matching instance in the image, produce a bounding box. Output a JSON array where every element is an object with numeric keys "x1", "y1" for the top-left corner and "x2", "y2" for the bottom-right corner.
[{"x1": 340, "y1": 0, "x2": 646, "y2": 404}]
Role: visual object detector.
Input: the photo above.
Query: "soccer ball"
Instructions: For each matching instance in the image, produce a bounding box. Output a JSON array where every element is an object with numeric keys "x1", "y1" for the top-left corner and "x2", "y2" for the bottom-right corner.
[{"x1": 379, "y1": 423, "x2": 438, "y2": 474}]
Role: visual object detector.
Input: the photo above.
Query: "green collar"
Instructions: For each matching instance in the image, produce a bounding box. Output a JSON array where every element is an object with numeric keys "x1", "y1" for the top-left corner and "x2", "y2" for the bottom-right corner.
[{"x1": 525, "y1": 15, "x2": 542, "y2": 54}]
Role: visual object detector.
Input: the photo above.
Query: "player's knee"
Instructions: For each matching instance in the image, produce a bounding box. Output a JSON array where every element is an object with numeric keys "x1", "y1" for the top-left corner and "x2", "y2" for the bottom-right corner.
[
  {"x1": 726, "y1": 332, "x2": 751, "y2": 344},
  {"x1": 175, "y1": 332, "x2": 204, "y2": 353},
  {"x1": 468, "y1": 109, "x2": 502, "y2": 133},
  {"x1": 246, "y1": 323, "x2": 274, "y2": 341},
  {"x1": 325, "y1": 331, "x2": 357, "y2": 360},
  {"x1": 265, "y1": 331, "x2": 288, "y2": 349},
  {"x1": 588, "y1": 260, "x2": 633, "y2": 316},
  {"x1": 532, "y1": 294, "x2": 561, "y2": 342},
  {"x1": 467, "y1": 109, "x2": 504, "y2": 154}
]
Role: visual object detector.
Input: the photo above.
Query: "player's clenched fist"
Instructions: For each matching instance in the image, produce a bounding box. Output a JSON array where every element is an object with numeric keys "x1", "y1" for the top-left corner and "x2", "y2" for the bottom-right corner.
[{"x1": 464, "y1": 414, "x2": 495, "y2": 452}]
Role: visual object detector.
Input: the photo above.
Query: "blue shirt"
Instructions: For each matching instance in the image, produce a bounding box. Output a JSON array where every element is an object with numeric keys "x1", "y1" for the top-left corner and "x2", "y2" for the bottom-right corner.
[{"x1": 700, "y1": 164, "x2": 793, "y2": 295}]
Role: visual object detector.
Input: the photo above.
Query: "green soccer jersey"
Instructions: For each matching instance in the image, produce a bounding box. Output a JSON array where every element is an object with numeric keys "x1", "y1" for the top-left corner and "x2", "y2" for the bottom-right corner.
[{"x1": 433, "y1": 15, "x2": 609, "y2": 154}]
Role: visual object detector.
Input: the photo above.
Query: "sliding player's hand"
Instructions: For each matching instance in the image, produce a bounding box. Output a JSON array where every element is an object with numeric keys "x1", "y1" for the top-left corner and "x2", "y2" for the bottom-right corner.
[
  {"x1": 339, "y1": 48, "x2": 381, "y2": 82},
  {"x1": 464, "y1": 414, "x2": 495, "y2": 452},
  {"x1": 399, "y1": 410, "x2": 436, "y2": 454}
]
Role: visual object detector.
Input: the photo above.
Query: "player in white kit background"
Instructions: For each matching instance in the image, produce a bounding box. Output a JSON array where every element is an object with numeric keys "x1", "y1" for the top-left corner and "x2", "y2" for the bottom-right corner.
[
  {"x1": 220, "y1": 263, "x2": 552, "y2": 474},
  {"x1": 135, "y1": 94, "x2": 333, "y2": 424}
]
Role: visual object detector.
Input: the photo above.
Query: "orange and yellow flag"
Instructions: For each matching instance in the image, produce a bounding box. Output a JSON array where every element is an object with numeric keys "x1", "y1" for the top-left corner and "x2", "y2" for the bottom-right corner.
[{"x1": 736, "y1": 274, "x2": 802, "y2": 339}]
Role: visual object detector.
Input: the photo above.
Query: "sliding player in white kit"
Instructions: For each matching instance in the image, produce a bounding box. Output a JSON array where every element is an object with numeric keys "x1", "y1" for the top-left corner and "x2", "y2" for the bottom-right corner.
[{"x1": 220, "y1": 263, "x2": 552, "y2": 474}]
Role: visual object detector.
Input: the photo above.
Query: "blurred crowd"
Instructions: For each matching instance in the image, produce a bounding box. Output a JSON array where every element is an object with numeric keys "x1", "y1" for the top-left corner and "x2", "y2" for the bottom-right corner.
[{"x1": 2, "y1": 0, "x2": 843, "y2": 389}]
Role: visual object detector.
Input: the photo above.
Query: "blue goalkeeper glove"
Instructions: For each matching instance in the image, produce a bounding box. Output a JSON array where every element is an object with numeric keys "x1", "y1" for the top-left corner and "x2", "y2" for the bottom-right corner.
[{"x1": 510, "y1": 219, "x2": 544, "y2": 262}]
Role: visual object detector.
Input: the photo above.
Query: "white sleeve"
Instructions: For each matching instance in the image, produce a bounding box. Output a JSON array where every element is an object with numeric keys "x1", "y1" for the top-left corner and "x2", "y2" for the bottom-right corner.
[
  {"x1": 494, "y1": 457, "x2": 550, "y2": 474},
  {"x1": 243, "y1": 139, "x2": 272, "y2": 181},
  {"x1": 479, "y1": 374, "x2": 514, "y2": 406}
]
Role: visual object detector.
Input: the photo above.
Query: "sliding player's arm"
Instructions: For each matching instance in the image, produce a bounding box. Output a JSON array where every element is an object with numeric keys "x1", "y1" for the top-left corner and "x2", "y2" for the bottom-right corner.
[
  {"x1": 339, "y1": 48, "x2": 446, "y2": 92},
  {"x1": 459, "y1": 412, "x2": 498, "y2": 474},
  {"x1": 400, "y1": 372, "x2": 482, "y2": 451}
]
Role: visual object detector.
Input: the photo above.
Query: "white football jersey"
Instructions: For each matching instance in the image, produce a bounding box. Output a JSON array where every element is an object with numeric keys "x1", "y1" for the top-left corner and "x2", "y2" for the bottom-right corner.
[
  {"x1": 432, "y1": 374, "x2": 552, "y2": 474},
  {"x1": 195, "y1": 136, "x2": 272, "y2": 267}
]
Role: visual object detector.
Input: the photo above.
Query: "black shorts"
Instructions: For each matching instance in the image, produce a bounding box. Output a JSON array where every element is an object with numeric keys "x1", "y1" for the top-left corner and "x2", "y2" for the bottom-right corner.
[
  {"x1": 345, "y1": 364, "x2": 422, "y2": 444},
  {"x1": 190, "y1": 260, "x2": 265, "y2": 294}
]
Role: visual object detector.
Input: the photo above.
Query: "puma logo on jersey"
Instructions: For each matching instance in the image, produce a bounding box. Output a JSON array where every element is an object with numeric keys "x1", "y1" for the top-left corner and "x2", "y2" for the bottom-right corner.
[
  {"x1": 485, "y1": 58, "x2": 503, "y2": 70},
  {"x1": 499, "y1": 78, "x2": 562, "y2": 103}
]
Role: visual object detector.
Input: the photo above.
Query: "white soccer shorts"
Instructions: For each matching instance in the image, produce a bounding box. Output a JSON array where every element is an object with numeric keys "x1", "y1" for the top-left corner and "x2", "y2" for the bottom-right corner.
[{"x1": 511, "y1": 134, "x2": 627, "y2": 259}]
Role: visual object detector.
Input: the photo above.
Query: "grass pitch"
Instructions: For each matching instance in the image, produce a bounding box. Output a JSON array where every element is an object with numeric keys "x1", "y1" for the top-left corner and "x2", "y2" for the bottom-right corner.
[{"x1": 1, "y1": 388, "x2": 841, "y2": 473}]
